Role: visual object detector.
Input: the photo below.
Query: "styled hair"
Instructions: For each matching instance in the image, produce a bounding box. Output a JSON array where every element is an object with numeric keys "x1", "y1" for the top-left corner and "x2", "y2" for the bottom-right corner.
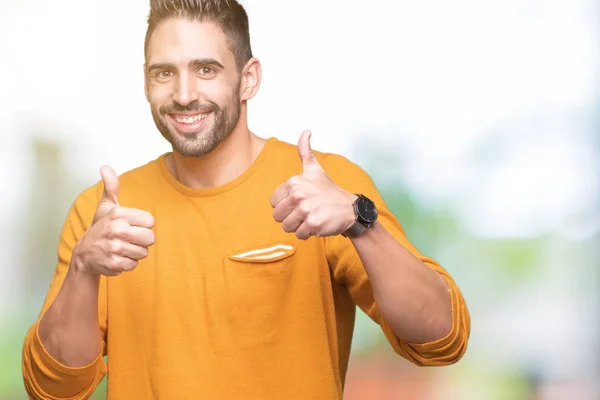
[{"x1": 144, "y1": 0, "x2": 253, "y2": 71}]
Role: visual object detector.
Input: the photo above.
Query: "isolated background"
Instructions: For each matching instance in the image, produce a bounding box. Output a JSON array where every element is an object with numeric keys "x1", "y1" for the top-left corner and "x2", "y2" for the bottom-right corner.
[{"x1": 0, "y1": 0, "x2": 598, "y2": 399}]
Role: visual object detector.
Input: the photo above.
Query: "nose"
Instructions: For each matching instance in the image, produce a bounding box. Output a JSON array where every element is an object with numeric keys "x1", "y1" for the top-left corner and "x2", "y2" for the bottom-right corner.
[{"x1": 172, "y1": 72, "x2": 198, "y2": 106}]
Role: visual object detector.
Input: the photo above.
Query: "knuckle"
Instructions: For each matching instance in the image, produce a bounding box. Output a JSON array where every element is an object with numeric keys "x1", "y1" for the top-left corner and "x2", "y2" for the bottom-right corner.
[
  {"x1": 298, "y1": 202, "x2": 312, "y2": 215},
  {"x1": 306, "y1": 215, "x2": 322, "y2": 230},
  {"x1": 109, "y1": 221, "x2": 127, "y2": 239},
  {"x1": 108, "y1": 240, "x2": 123, "y2": 254},
  {"x1": 290, "y1": 190, "x2": 305, "y2": 203},
  {"x1": 108, "y1": 255, "x2": 122, "y2": 269},
  {"x1": 115, "y1": 260, "x2": 128, "y2": 271},
  {"x1": 108, "y1": 206, "x2": 122, "y2": 219},
  {"x1": 110, "y1": 226, "x2": 123, "y2": 239},
  {"x1": 288, "y1": 176, "x2": 300, "y2": 186}
]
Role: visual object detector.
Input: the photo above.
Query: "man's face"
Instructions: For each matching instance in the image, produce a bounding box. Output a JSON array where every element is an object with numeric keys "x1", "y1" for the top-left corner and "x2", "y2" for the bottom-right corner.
[{"x1": 145, "y1": 19, "x2": 241, "y2": 157}]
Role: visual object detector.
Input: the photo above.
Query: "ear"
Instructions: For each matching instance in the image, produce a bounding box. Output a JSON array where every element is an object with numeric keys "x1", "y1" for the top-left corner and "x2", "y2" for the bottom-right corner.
[
  {"x1": 239, "y1": 57, "x2": 262, "y2": 102},
  {"x1": 143, "y1": 63, "x2": 150, "y2": 102}
]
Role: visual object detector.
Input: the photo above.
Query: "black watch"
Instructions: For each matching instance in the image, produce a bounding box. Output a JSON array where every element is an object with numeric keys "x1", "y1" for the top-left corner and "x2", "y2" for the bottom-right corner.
[{"x1": 342, "y1": 194, "x2": 378, "y2": 238}]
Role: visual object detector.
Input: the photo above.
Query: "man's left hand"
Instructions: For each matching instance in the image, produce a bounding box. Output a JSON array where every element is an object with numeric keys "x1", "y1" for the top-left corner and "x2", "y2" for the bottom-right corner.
[{"x1": 270, "y1": 130, "x2": 358, "y2": 240}]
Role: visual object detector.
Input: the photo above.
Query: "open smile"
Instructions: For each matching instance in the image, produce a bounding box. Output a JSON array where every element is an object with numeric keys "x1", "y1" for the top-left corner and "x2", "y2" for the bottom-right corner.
[{"x1": 167, "y1": 112, "x2": 212, "y2": 134}]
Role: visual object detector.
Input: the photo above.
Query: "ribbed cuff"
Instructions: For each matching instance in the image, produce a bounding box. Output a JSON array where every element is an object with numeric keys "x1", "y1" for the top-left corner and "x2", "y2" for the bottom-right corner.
[
  {"x1": 381, "y1": 277, "x2": 466, "y2": 366},
  {"x1": 404, "y1": 278, "x2": 459, "y2": 351},
  {"x1": 33, "y1": 321, "x2": 104, "y2": 377}
]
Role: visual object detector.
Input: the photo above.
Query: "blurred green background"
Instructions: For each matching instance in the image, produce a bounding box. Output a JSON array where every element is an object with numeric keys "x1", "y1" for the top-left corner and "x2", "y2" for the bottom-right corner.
[{"x1": 1, "y1": 0, "x2": 598, "y2": 399}]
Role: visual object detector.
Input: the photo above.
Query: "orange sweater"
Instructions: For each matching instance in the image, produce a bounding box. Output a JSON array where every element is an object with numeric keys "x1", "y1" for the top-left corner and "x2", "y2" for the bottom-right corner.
[{"x1": 22, "y1": 137, "x2": 470, "y2": 399}]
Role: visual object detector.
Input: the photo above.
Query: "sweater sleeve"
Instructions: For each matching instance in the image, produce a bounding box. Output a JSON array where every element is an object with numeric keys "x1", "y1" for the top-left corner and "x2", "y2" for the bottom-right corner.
[
  {"x1": 321, "y1": 153, "x2": 470, "y2": 366},
  {"x1": 22, "y1": 183, "x2": 109, "y2": 399}
]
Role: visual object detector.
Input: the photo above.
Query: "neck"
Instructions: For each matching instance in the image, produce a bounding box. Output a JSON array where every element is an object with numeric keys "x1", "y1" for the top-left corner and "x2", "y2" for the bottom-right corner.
[{"x1": 165, "y1": 106, "x2": 266, "y2": 189}]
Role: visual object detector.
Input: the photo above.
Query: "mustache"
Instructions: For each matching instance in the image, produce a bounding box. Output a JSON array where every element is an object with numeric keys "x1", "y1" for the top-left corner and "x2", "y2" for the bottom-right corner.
[{"x1": 160, "y1": 100, "x2": 219, "y2": 115}]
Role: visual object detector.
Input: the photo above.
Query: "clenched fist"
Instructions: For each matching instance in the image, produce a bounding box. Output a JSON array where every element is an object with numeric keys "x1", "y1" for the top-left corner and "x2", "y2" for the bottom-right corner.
[
  {"x1": 270, "y1": 131, "x2": 357, "y2": 240},
  {"x1": 71, "y1": 166, "x2": 155, "y2": 276}
]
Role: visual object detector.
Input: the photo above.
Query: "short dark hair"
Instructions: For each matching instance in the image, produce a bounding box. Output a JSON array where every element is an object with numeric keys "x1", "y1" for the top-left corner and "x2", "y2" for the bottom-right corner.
[{"x1": 144, "y1": 0, "x2": 253, "y2": 71}]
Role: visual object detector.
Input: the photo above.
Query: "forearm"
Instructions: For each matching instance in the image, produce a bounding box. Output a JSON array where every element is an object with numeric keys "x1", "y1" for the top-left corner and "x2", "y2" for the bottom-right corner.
[
  {"x1": 351, "y1": 221, "x2": 452, "y2": 343},
  {"x1": 38, "y1": 257, "x2": 103, "y2": 368}
]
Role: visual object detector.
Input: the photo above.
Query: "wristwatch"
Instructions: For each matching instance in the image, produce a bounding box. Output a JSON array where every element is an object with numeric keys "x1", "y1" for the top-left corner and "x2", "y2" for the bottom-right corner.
[{"x1": 342, "y1": 194, "x2": 378, "y2": 238}]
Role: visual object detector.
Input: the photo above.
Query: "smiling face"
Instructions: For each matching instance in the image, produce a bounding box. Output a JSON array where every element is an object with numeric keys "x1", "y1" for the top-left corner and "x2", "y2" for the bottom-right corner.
[{"x1": 144, "y1": 18, "x2": 242, "y2": 157}]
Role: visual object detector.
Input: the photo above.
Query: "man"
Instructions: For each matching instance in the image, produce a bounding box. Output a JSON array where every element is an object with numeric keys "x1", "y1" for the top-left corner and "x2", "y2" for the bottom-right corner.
[{"x1": 22, "y1": 0, "x2": 470, "y2": 399}]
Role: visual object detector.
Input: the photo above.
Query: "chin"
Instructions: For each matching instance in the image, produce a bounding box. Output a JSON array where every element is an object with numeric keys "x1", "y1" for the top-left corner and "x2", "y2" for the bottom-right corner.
[{"x1": 169, "y1": 132, "x2": 223, "y2": 158}]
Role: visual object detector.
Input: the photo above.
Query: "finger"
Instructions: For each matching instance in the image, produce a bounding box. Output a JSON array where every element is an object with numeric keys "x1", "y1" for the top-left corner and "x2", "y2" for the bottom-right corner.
[
  {"x1": 119, "y1": 242, "x2": 150, "y2": 260},
  {"x1": 295, "y1": 222, "x2": 313, "y2": 241},
  {"x1": 105, "y1": 255, "x2": 138, "y2": 274},
  {"x1": 112, "y1": 207, "x2": 155, "y2": 229},
  {"x1": 281, "y1": 209, "x2": 305, "y2": 234},
  {"x1": 273, "y1": 195, "x2": 296, "y2": 222},
  {"x1": 117, "y1": 257, "x2": 138, "y2": 272},
  {"x1": 99, "y1": 268, "x2": 122, "y2": 277},
  {"x1": 100, "y1": 166, "x2": 119, "y2": 205},
  {"x1": 119, "y1": 258, "x2": 139, "y2": 272},
  {"x1": 125, "y1": 226, "x2": 155, "y2": 248},
  {"x1": 297, "y1": 130, "x2": 324, "y2": 173},
  {"x1": 270, "y1": 182, "x2": 291, "y2": 208}
]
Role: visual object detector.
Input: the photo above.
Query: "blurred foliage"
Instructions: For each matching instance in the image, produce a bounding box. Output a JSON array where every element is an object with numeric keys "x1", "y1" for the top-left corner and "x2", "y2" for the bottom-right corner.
[
  {"x1": 23, "y1": 139, "x2": 83, "y2": 296},
  {"x1": 1, "y1": 137, "x2": 88, "y2": 400}
]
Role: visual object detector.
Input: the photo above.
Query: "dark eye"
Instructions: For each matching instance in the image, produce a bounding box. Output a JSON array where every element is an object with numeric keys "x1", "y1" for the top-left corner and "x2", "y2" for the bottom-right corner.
[
  {"x1": 156, "y1": 71, "x2": 174, "y2": 80},
  {"x1": 198, "y1": 66, "x2": 214, "y2": 75}
]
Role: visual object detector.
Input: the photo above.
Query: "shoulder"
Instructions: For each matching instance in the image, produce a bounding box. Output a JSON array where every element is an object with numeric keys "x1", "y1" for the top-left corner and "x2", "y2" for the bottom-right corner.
[
  {"x1": 272, "y1": 137, "x2": 371, "y2": 178},
  {"x1": 319, "y1": 152, "x2": 369, "y2": 177},
  {"x1": 114, "y1": 156, "x2": 164, "y2": 191},
  {"x1": 320, "y1": 152, "x2": 378, "y2": 198},
  {"x1": 272, "y1": 137, "x2": 375, "y2": 192}
]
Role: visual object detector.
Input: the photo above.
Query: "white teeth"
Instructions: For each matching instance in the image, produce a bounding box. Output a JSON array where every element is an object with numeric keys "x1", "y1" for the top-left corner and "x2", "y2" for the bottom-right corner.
[{"x1": 175, "y1": 113, "x2": 208, "y2": 124}]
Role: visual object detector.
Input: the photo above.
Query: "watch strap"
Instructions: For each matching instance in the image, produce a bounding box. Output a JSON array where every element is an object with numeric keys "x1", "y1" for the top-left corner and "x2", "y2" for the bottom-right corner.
[{"x1": 342, "y1": 222, "x2": 367, "y2": 238}]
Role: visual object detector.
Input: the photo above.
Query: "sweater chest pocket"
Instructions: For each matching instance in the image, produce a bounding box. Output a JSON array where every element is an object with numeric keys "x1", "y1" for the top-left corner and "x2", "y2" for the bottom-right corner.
[{"x1": 219, "y1": 242, "x2": 298, "y2": 350}]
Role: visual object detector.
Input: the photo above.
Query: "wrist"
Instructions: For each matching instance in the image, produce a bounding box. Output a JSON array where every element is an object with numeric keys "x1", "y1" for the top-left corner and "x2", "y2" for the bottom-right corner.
[
  {"x1": 345, "y1": 193, "x2": 359, "y2": 229},
  {"x1": 70, "y1": 244, "x2": 97, "y2": 277},
  {"x1": 342, "y1": 193, "x2": 378, "y2": 238}
]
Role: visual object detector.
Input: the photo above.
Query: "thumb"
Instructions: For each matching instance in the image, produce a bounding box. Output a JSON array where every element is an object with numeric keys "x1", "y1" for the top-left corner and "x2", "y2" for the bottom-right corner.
[
  {"x1": 298, "y1": 130, "x2": 323, "y2": 173},
  {"x1": 100, "y1": 165, "x2": 119, "y2": 205}
]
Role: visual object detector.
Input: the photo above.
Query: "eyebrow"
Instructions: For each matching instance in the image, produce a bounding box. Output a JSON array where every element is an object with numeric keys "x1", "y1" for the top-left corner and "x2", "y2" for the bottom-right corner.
[{"x1": 147, "y1": 58, "x2": 225, "y2": 73}]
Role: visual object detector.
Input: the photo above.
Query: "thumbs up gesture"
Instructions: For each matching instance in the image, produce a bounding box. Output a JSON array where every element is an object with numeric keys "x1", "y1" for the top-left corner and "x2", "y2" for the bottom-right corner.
[
  {"x1": 270, "y1": 131, "x2": 358, "y2": 240},
  {"x1": 71, "y1": 166, "x2": 155, "y2": 276}
]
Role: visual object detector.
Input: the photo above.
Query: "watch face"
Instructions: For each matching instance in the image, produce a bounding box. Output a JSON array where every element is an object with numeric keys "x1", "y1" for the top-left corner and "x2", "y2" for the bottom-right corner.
[{"x1": 356, "y1": 196, "x2": 378, "y2": 223}]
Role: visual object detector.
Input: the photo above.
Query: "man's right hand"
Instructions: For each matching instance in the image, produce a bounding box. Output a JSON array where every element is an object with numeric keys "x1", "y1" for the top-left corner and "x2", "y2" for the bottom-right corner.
[{"x1": 72, "y1": 166, "x2": 155, "y2": 276}]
